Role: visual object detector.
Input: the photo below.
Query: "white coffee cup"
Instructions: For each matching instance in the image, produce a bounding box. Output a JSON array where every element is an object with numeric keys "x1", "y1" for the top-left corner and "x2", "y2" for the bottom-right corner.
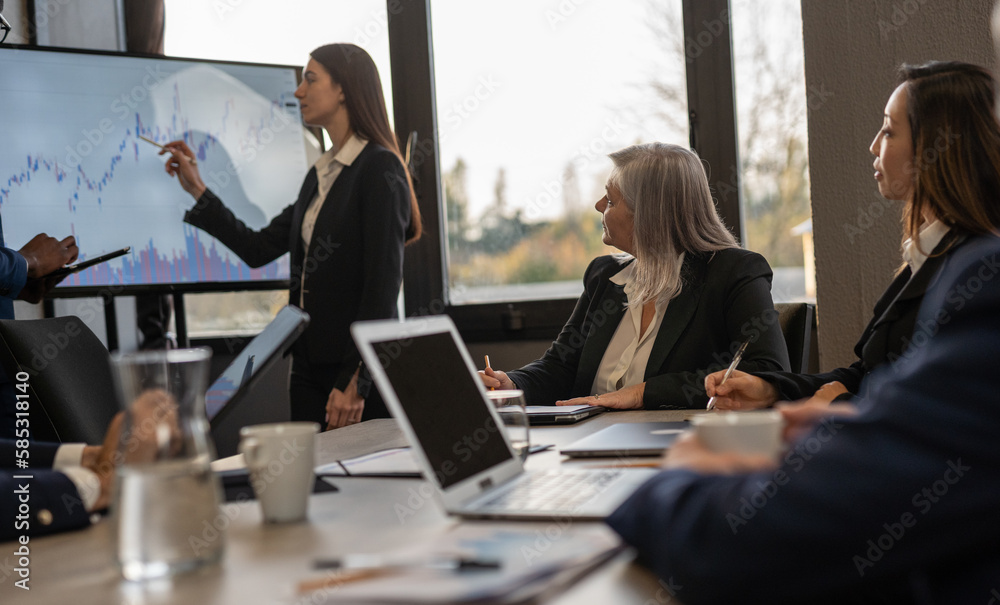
[
  {"x1": 238, "y1": 422, "x2": 319, "y2": 523},
  {"x1": 691, "y1": 410, "x2": 783, "y2": 460}
]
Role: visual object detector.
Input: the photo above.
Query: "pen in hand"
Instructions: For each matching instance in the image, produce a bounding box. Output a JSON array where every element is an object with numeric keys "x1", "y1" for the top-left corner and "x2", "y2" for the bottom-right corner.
[
  {"x1": 484, "y1": 355, "x2": 495, "y2": 390},
  {"x1": 706, "y1": 338, "x2": 752, "y2": 411},
  {"x1": 139, "y1": 134, "x2": 198, "y2": 165}
]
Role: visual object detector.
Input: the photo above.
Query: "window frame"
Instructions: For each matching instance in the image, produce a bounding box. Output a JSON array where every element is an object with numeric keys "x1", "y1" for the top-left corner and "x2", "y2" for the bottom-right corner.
[{"x1": 387, "y1": 0, "x2": 741, "y2": 342}]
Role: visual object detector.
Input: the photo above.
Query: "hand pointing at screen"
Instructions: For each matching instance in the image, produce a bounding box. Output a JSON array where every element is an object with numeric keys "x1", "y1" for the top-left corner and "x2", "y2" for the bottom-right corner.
[{"x1": 160, "y1": 140, "x2": 207, "y2": 200}]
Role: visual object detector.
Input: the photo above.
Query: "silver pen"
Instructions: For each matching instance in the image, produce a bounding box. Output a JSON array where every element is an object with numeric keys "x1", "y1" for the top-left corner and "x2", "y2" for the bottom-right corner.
[{"x1": 706, "y1": 338, "x2": 752, "y2": 411}]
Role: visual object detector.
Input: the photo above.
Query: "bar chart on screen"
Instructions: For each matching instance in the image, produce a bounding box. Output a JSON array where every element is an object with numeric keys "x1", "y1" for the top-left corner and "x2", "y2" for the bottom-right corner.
[{"x1": 0, "y1": 47, "x2": 313, "y2": 289}]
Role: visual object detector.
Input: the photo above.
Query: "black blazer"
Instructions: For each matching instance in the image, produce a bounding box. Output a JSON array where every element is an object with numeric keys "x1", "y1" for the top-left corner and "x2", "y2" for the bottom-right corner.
[
  {"x1": 507, "y1": 250, "x2": 790, "y2": 409},
  {"x1": 184, "y1": 143, "x2": 411, "y2": 391},
  {"x1": 757, "y1": 233, "x2": 965, "y2": 400}
]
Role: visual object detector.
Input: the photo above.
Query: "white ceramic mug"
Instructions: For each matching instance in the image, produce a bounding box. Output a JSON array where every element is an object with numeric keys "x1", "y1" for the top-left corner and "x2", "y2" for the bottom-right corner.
[
  {"x1": 691, "y1": 410, "x2": 783, "y2": 461},
  {"x1": 238, "y1": 422, "x2": 319, "y2": 523}
]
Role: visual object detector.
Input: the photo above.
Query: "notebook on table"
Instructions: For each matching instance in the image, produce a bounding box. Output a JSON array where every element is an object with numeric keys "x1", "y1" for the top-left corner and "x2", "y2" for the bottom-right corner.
[
  {"x1": 525, "y1": 404, "x2": 604, "y2": 425},
  {"x1": 351, "y1": 315, "x2": 658, "y2": 521}
]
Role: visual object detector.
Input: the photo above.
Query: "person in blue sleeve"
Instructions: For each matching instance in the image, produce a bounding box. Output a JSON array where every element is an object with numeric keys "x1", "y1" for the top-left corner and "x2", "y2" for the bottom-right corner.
[
  {"x1": 0, "y1": 207, "x2": 80, "y2": 440},
  {"x1": 0, "y1": 414, "x2": 121, "y2": 542}
]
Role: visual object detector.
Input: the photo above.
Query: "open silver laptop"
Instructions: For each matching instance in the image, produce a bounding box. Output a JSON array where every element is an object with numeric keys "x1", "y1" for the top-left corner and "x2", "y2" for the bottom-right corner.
[{"x1": 351, "y1": 316, "x2": 659, "y2": 521}]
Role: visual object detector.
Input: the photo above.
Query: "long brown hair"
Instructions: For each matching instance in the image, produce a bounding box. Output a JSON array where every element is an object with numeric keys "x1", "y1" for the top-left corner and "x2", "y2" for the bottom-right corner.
[
  {"x1": 310, "y1": 43, "x2": 422, "y2": 243},
  {"x1": 900, "y1": 61, "x2": 1000, "y2": 253}
]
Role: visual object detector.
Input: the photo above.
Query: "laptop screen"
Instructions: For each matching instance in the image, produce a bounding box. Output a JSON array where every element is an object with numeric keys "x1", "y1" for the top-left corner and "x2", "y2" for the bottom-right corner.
[{"x1": 373, "y1": 332, "x2": 513, "y2": 488}]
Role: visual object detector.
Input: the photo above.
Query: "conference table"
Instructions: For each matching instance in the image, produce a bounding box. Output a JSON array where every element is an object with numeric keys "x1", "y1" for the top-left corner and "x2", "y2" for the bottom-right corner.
[{"x1": 7, "y1": 410, "x2": 694, "y2": 604}]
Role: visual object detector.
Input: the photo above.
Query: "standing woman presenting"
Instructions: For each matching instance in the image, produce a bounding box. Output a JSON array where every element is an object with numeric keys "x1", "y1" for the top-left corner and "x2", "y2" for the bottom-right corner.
[{"x1": 161, "y1": 44, "x2": 421, "y2": 429}]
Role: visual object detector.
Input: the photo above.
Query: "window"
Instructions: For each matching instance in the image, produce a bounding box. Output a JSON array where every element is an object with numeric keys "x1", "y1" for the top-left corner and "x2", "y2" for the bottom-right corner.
[
  {"x1": 183, "y1": 290, "x2": 288, "y2": 337},
  {"x1": 731, "y1": 0, "x2": 815, "y2": 301},
  {"x1": 163, "y1": 0, "x2": 393, "y2": 335},
  {"x1": 429, "y1": 0, "x2": 688, "y2": 305},
  {"x1": 160, "y1": 0, "x2": 812, "y2": 340}
]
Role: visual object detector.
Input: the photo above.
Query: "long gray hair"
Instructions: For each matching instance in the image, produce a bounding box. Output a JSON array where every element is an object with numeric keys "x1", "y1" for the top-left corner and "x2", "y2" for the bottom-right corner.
[{"x1": 607, "y1": 143, "x2": 737, "y2": 305}]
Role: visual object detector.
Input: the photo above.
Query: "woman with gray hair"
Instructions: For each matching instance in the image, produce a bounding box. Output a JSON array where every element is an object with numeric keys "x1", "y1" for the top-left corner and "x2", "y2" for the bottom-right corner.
[{"x1": 481, "y1": 143, "x2": 789, "y2": 409}]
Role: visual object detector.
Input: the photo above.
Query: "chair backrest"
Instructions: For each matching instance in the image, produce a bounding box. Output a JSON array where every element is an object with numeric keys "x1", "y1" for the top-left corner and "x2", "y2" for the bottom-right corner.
[
  {"x1": 0, "y1": 316, "x2": 119, "y2": 444},
  {"x1": 774, "y1": 302, "x2": 817, "y2": 374}
]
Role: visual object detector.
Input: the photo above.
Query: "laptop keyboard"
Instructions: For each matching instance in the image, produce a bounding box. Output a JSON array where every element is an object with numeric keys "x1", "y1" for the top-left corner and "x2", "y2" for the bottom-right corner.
[{"x1": 479, "y1": 469, "x2": 623, "y2": 512}]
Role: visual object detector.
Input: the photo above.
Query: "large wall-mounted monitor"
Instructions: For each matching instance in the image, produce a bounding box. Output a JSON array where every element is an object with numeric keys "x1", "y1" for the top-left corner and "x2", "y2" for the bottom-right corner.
[{"x1": 0, "y1": 45, "x2": 319, "y2": 295}]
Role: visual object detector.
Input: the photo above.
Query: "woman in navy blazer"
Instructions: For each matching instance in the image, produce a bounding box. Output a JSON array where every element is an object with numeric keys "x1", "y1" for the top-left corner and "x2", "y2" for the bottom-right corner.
[
  {"x1": 481, "y1": 143, "x2": 789, "y2": 409},
  {"x1": 162, "y1": 44, "x2": 421, "y2": 429}
]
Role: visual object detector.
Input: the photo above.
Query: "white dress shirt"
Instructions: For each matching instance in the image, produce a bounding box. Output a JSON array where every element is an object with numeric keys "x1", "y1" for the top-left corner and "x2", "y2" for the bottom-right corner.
[
  {"x1": 902, "y1": 219, "x2": 950, "y2": 274},
  {"x1": 591, "y1": 259, "x2": 679, "y2": 395},
  {"x1": 53, "y1": 443, "x2": 101, "y2": 512}
]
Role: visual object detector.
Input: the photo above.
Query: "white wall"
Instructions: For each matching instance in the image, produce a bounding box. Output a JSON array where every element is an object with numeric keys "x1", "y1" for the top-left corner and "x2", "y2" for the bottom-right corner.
[{"x1": 32, "y1": 0, "x2": 123, "y2": 50}]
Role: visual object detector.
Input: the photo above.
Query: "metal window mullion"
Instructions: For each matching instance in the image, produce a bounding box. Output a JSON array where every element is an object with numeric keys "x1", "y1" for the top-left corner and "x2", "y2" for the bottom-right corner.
[
  {"x1": 387, "y1": 0, "x2": 447, "y2": 317},
  {"x1": 682, "y1": 0, "x2": 744, "y2": 242}
]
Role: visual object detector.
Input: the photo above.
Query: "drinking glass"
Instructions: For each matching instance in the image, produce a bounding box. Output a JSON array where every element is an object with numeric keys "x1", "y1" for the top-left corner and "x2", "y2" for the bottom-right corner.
[
  {"x1": 486, "y1": 389, "x2": 530, "y2": 461},
  {"x1": 110, "y1": 348, "x2": 224, "y2": 581}
]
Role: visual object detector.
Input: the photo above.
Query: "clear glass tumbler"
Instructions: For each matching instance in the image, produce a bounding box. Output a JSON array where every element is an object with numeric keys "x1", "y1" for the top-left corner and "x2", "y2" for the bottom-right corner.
[
  {"x1": 110, "y1": 348, "x2": 224, "y2": 581},
  {"x1": 486, "y1": 389, "x2": 530, "y2": 461}
]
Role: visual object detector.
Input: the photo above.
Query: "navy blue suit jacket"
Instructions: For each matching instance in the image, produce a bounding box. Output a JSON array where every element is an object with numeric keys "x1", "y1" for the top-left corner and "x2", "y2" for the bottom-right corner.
[
  {"x1": 1, "y1": 439, "x2": 90, "y2": 542},
  {"x1": 0, "y1": 212, "x2": 28, "y2": 309},
  {"x1": 508, "y1": 250, "x2": 790, "y2": 408},
  {"x1": 607, "y1": 233, "x2": 1000, "y2": 603}
]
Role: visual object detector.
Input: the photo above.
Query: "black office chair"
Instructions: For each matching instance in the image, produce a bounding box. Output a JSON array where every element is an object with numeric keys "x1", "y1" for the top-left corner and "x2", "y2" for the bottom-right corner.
[
  {"x1": 0, "y1": 316, "x2": 120, "y2": 444},
  {"x1": 775, "y1": 302, "x2": 817, "y2": 374}
]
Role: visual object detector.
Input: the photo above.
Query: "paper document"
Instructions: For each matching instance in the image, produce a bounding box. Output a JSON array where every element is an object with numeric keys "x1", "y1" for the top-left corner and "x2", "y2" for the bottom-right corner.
[
  {"x1": 316, "y1": 445, "x2": 554, "y2": 478},
  {"x1": 295, "y1": 524, "x2": 623, "y2": 603},
  {"x1": 315, "y1": 447, "x2": 421, "y2": 477}
]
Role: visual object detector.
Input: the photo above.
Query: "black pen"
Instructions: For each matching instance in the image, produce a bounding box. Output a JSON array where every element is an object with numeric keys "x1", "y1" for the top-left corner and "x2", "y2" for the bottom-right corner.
[{"x1": 706, "y1": 338, "x2": 752, "y2": 411}]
